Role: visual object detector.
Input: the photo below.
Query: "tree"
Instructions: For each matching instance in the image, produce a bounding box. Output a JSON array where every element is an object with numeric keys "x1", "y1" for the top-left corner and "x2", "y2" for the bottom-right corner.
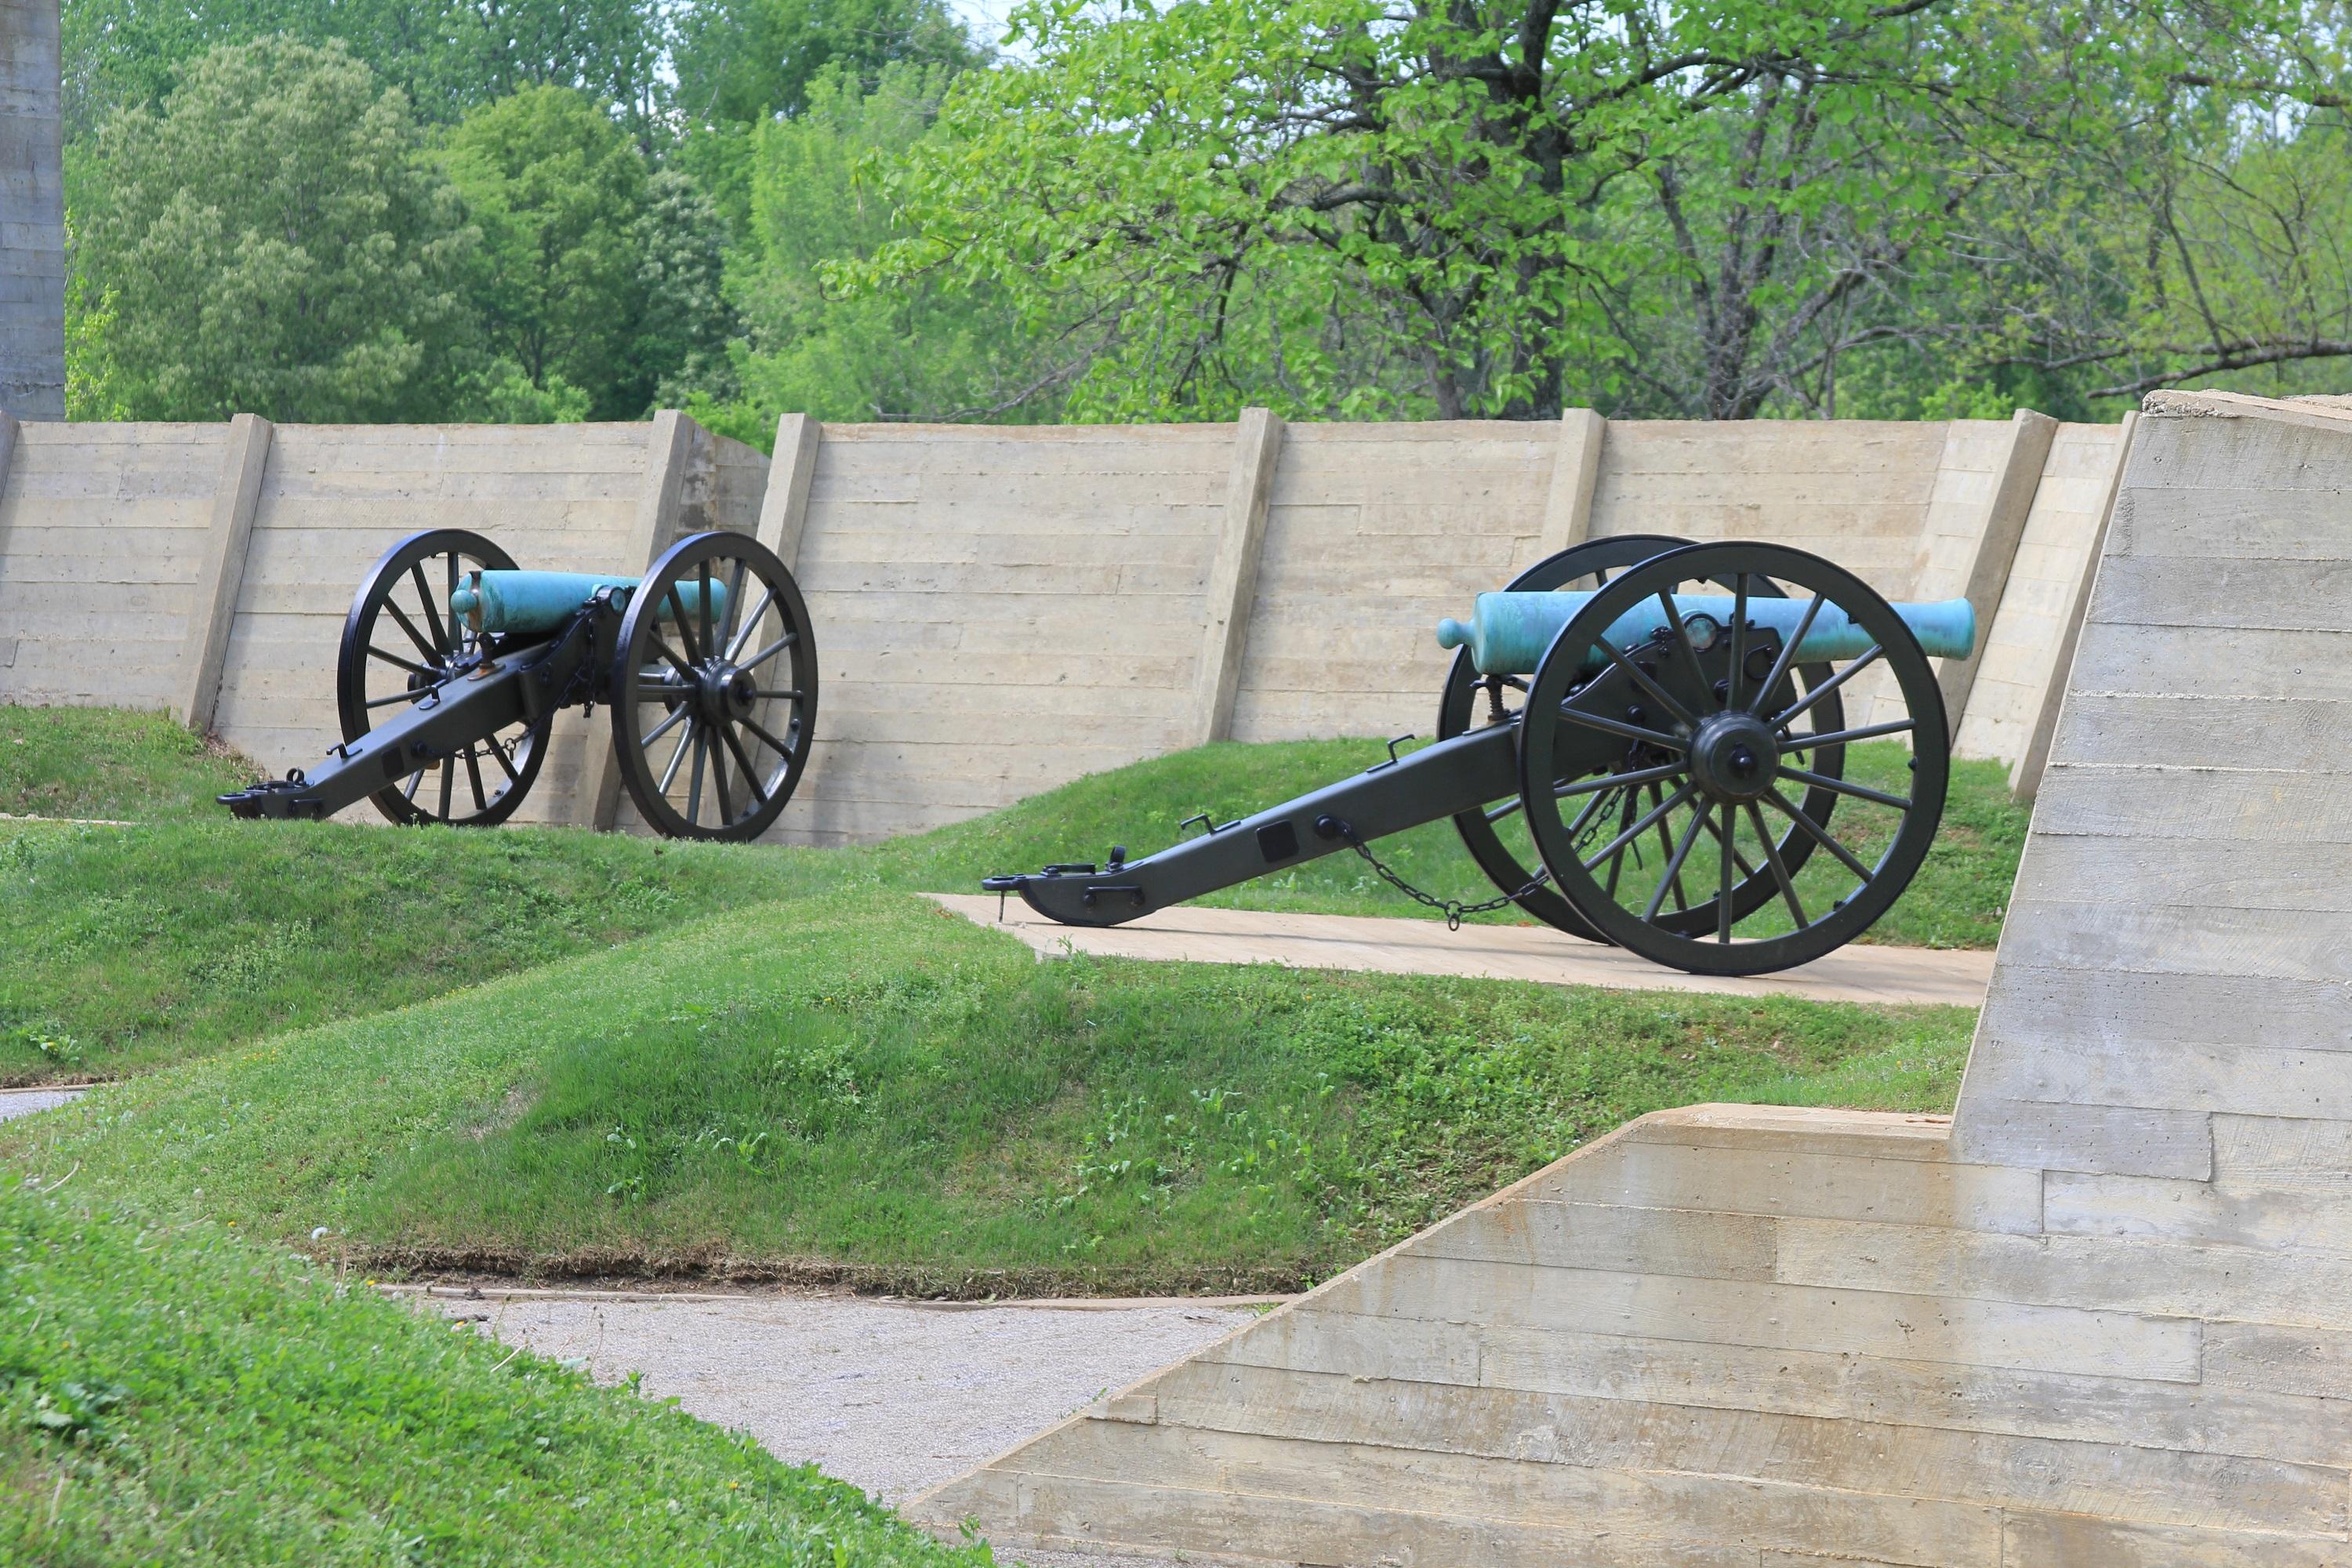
[
  {"x1": 861, "y1": 0, "x2": 2352, "y2": 421},
  {"x1": 442, "y1": 85, "x2": 654, "y2": 419},
  {"x1": 700, "y1": 61, "x2": 1069, "y2": 436},
  {"x1": 67, "y1": 36, "x2": 474, "y2": 422},
  {"x1": 670, "y1": 0, "x2": 981, "y2": 126},
  {"x1": 60, "y1": 0, "x2": 665, "y2": 136}
]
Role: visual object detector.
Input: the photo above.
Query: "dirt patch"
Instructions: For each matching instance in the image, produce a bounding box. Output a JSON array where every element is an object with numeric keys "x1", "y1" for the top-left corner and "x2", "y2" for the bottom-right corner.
[{"x1": 358, "y1": 1243, "x2": 1315, "y2": 1301}]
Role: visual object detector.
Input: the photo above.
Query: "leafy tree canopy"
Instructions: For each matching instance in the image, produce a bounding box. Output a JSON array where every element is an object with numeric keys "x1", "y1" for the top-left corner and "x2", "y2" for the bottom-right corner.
[
  {"x1": 858, "y1": 0, "x2": 2352, "y2": 421},
  {"x1": 67, "y1": 35, "x2": 474, "y2": 422},
  {"x1": 62, "y1": 0, "x2": 664, "y2": 134},
  {"x1": 698, "y1": 60, "x2": 1065, "y2": 437},
  {"x1": 442, "y1": 85, "x2": 657, "y2": 419}
]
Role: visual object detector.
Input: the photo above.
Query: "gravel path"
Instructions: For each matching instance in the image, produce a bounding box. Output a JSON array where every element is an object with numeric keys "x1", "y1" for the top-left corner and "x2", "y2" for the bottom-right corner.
[
  {"x1": 427, "y1": 1287, "x2": 1263, "y2": 1563},
  {"x1": 0, "y1": 1086, "x2": 85, "y2": 1122}
]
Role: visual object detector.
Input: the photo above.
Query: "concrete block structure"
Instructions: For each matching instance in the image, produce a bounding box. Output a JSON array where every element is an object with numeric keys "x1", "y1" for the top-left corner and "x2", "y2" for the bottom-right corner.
[
  {"x1": 909, "y1": 389, "x2": 2352, "y2": 1565},
  {"x1": 0, "y1": 0, "x2": 64, "y2": 421},
  {"x1": 0, "y1": 408, "x2": 2129, "y2": 833}
]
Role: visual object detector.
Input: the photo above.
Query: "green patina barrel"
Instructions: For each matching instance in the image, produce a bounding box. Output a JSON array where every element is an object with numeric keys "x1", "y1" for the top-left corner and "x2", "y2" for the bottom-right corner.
[
  {"x1": 1435, "y1": 590, "x2": 1975, "y2": 677},
  {"x1": 449, "y1": 571, "x2": 728, "y2": 636}
]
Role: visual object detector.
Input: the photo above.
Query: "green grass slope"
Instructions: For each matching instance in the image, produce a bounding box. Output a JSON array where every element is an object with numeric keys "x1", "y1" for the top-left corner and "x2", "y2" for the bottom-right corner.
[
  {"x1": 0, "y1": 1179, "x2": 980, "y2": 1566},
  {"x1": 2, "y1": 706, "x2": 2021, "y2": 1087},
  {"x1": 9, "y1": 891, "x2": 1973, "y2": 1295}
]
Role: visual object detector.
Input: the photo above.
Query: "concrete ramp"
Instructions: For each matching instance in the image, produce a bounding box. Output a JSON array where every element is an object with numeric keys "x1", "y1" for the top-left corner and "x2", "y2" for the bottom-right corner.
[{"x1": 911, "y1": 389, "x2": 2352, "y2": 1566}]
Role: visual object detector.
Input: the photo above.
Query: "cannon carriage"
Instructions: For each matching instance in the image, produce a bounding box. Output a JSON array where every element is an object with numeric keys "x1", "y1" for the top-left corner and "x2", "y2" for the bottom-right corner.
[
  {"x1": 219, "y1": 527, "x2": 818, "y2": 841},
  {"x1": 989, "y1": 537, "x2": 1971, "y2": 976}
]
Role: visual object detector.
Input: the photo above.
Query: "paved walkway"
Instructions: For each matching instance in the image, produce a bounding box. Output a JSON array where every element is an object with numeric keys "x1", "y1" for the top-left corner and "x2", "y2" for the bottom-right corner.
[
  {"x1": 931, "y1": 895, "x2": 1994, "y2": 1008},
  {"x1": 421, "y1": 1285, "x2": 1255, "y2": 1564}
]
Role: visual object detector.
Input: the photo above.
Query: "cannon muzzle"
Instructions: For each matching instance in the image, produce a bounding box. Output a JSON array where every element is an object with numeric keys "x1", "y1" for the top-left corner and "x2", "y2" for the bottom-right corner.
[
  {"x1": 1435, "y1": 590, "x2": 1974, "y2": 676},
  {"x1": 449, "y1": 570, "x2": 729, "y2": 636}
]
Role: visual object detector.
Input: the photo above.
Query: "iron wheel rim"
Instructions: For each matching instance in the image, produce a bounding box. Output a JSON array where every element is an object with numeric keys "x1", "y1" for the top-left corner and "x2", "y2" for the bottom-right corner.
[
  {"x1": 336, "y1": 528, "x2": 543, "y2": 828},
  {"x1": 611, "y1": 531, "x2": 818, "y2": 842},
  {"x1": 1440, "y1": 534, "x2": 1842, "y2": 942},
  {"x1": 1516, "y1": 540, "x2": 1948, "y2": 975}
]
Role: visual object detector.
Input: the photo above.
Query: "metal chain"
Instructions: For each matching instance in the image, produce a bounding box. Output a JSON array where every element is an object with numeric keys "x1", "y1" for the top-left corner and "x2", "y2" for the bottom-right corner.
[{"x1": 1326, "y1": 816, "x2": 1549, "y2": 931}]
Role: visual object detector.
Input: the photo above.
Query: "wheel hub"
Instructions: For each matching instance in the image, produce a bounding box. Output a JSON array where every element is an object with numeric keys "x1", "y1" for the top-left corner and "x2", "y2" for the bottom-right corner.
[
  {"x1": 1688, "y1": 711, "x2": 1780, "y2": 802},
  {"x1": 695, "y1": 662, "x2": 757, "y2": 721}
]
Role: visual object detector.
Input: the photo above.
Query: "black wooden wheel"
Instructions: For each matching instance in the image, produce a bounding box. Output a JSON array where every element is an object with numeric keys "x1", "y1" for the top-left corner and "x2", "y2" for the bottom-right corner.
[
  {"x1": 337, "y1": 528, "x2": 544, "y2": 827},
  {"x1": 1516, "y1": 541, "x2": 1948, "y2": 975},
  {"x1": 611, "y1": 531, "x2": 818, "y2": 842},
  {"x1": 1439, "y1": 534, "x2": 1842, "y2": 942}
]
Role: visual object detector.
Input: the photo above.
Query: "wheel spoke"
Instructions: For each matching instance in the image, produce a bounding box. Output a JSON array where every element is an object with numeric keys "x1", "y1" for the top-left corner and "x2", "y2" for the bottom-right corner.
[
  {"x1": 1556, "y1": 705, "x2": 1687, "y2": 752},
  {"x1": 366, "y1": 687, "x2": 434, "y2": 710},
  {"x1": 644, "y1": 629, "x2": 695, "y2": 683},
  {"x1": 739, "y1": 713, "x2": 794, "y2": 760},
  {"x1": 659, "y1": 720, "x2": 695, "y2": 794},
  {"x1": 437, "y1": 755, "x2": 455, "y2": 820},
  {"x1": 1484, "y1": 796, "x2": 1523, "y2": 824},
  {"x1": 485, "y1": 734, "x2": 520, "y2": 784},
  {"x1": 1750, "y1": 593, "x2": 1824, "y2": 713},
  {"x1": 1780, "y1": 765, "x2": 1911, "y2": 810},
  {"x1": 1595, "y1": 636, "x2": 1698, "y2": 731},
  {"x1": 1642, "y1": 799, "x2": 1711, "y2": 921},
  {"x1": 1773, "y1": 644, "x2": 1882, "y2": 730},
  {"x1": 466, "y1": 747, "x2": 488, "y2": 811},
  {"x1": 1583, "y1": 779, "x2": 1699, "y2": 874},
  {"x1": 368, "y1": 645, "x2": 434, "y2": 678},
  {"x1": 1780, "y1": 718, "x2": 1915, "y2": 753},
  {"x1": 640, "y1": 706, "x2": 689, "y2": 750},
  {"x1": 750, "y1": 689, "x2": 801, "y2": 702},
  {"x1": 1556, "y1": 760, "x2": 1682, "y2": 798},
  {"x1": 727, "y1": 587, "x2": 777, "y2": 662},
  {"x1": 710, "y1": 723, "x2": 736, "y2": 823},
  {"x1": 686, "y1": 728, "x2": 708, "y2": 826},
  {"x1": 1657, "y1": 586, "x2": 1704, "y2": 692},
  {"x1": 666, "y1": 586, "x2": 704, "y2": 666},
  {"x1": 1764, "y1": 788, "x2": 1877, "y2": 884},
  {"x1": 698, "y1": 564, "x2": 715, "y2": 679},
  {"x1": 739, "y1": 631, "x2": 797, "y2": 673},
  {"x1": 1725, "y1": 573, "x2": 1749, "y2": 713},
  {"x1": 1715, "y1": 804, "x2": 1736, "y2": 942},
  {"x1": 401, "y1": 769, "x2": 424, "y2": 803},
  {"x1": 1744, "y1": 800, "x2": 1809, "y2": 928},
  {"x1": 383, "y1": 600, "x2": 439, "y2": 661},
  {"x1": 718, "y1": 723, "x2": 768, "y2": 806},
  {"x1": 411, "y1": 562, "x2": 450, "y2": 655},
  {"x1": 719, "y1": 560, "x2": 750, "y2": 662},
  {"x1": 1602, "y1": 786, "x2": 1640, "y2": 898},
  {"x1": 1646, "y1": 781, "x2": 1690, "y2": 913}
]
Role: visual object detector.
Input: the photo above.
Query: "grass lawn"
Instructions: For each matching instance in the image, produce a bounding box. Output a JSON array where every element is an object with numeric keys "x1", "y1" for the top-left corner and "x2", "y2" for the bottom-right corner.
[
  {"x1": 1, "y1": 706, "x2": 2024, "y2": 1085},
  {"x1": 0, "y1": 1179, "x2": 981, "y2": 1566},
  {"x1": 8, "y1": 890, "x2": 1974, "y2": 1296}
]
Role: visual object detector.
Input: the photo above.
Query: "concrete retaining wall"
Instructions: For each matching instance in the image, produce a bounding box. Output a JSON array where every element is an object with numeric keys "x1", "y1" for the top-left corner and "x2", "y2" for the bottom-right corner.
[
  {"x1": 0, "y1": 408, "x2": 2129, "y2": 838},
  {"x1": 0, "y1": 0, "x2": 65, "y2": 422},
  {"x1": 911, "y1": 388, "x2": 2352, "y2": 1566}
]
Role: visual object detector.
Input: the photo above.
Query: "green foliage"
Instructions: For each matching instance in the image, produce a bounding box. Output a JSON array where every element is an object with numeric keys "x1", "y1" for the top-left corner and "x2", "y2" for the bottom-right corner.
[
  {"x1": 0, "y1": 1181, "x2": 985, "y2": 1564},
  {"x1": 61, "y1": 0, "x2": 667, "y2": 134},
  {"x1": 700, "y1": 62, "x2": 1065, "y2": 434},
  {"x1": 7, "y1": 892, "x2": 1973, "y2": 1294},
  {"x1": 442, "y1": 85, "x2": 657, "y2": 420},
  {"x1": 66, "y1": 36, "x2": 475, "y2": 423},
  {"x1": 671, "y1": 0, "x2": 982, "y2": 125}
]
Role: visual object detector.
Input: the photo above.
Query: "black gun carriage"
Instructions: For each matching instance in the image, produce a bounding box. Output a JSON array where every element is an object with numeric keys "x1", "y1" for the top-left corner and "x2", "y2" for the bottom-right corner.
[
  {"x1": 220, "y1": 528, "x2": 818, "y2": 842},
  {"x1": 987, "y1": 538, "x2": 1973, "y2": 977}
]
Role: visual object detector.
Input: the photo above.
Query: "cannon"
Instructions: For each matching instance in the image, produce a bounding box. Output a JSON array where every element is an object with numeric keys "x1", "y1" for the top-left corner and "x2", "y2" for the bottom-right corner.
[
  {"x1": 218, "y1": 528, "x2": 818, "y2": 841},
  {"x1": 986, "y1": 538, "x2": 1969, "y2": 975}
]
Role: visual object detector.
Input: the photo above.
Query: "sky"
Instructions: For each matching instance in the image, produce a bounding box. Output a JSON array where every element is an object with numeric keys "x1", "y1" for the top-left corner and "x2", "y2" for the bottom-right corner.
[{"x1": 946, "y1": 0, "x2": 1032, "y2": 56}]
